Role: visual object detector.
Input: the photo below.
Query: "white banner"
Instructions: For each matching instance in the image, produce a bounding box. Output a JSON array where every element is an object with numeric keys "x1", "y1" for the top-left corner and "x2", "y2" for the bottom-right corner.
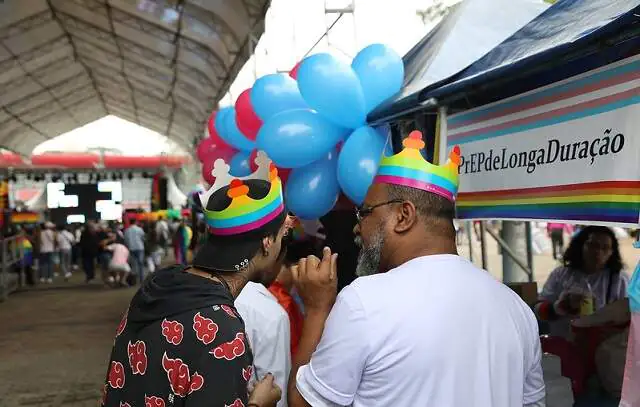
[{"x1": 447, "y1": 55, "x2": 640, "y2": 225}]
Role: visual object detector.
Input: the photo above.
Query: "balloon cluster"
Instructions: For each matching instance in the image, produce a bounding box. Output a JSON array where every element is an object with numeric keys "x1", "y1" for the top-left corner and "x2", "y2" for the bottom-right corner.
[{"x1": 196, "y1": 44, "x2": 404, "y2": 219}]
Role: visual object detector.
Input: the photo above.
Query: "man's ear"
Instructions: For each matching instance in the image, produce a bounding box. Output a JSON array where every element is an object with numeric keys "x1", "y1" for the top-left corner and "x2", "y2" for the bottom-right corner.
[
  {"x1": 393, "y1": 201, "x2": 418, "y2": 233},
  {"x1": 261, "y1": 235, "x2": 274, "y2": 256}
]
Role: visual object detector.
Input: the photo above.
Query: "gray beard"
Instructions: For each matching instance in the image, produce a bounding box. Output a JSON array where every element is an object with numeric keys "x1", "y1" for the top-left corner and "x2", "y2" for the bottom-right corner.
[{"x1": 355, "y1": 226, "x2": 385, "y2": 277}]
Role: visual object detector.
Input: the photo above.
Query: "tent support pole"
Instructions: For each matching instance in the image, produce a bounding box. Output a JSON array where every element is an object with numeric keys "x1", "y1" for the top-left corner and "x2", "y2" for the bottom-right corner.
[
  {"x1": 525, "y1": 222, "x2": 534, "y2": 282},
  {"x1": 480, "y1": 221, "x2": 488, "y2": 270},
  {"x1": 466, "y1": 220, "x2": 474, "y2": 263},
  {"x1": 436, "y1": 106, "x2": 448, "y2": 165}
]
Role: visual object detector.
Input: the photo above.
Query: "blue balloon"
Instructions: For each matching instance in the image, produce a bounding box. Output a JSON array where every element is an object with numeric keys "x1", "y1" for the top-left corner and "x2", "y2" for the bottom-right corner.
[
  {"x1": 251, "y1": 74, "x2": 307, "y2": 121},
  {"x1": 352, "y1": 44, "x2": 404, "y2": 114},
  {"x1": 285, "y1": 151, "x2": 340, "y2": 220},
  {"x1": 297, "y1": 53, "x2": 366, "y2": 129},
  {"x1": 338, "y1": 126, "x2": 390, "y2": 205},
  {"x1": 229, "y1": 151, "x2": 252, "y2": 177},
  {"x1": 256, "y1": 109, "x2": 349, "y2": 169},
  {"x1": 214, "y1": 107, "x2": 231, "y2": 140},
  {"x1": 219, "y1": 107, "x2": 255, "y2": 151}
]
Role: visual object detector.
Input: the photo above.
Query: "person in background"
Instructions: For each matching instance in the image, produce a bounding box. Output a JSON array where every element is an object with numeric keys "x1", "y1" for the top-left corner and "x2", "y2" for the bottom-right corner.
[
  {"x1": 97, "y1": 223, "x2": 116, "y2": 283},
  {"x1": 72, "y1": 225, "x2": 82, "y2": 272},
  {"x1": 269, "y1": 239, "x2": 312, "y2": 358},
  {"x1": 31, "y1": 224, "x2": 41, "y2": 275},
  {"x1": 105, "y1": 240, "x2": 131, "y2": 287},
  {"x1": 16, "y1": 228, "x2": 35, "y2": 285},
  {"x1": 144, "y1": 221, "x2": 161, "y2": 273},
  {"x1": 56, "y1": 224, "x2": 75, "y2": 280},
  {"x1": 39, "y1": 222, "x2": 56, "y2": 284},
  {"x1": 172, "y1": 219, "x2": 191, "y2": 265},
  {"x1": 547, "y1": 222, "x2": 573, "y2": 260},
  {"x1": 155, "y1": 214, "x2": 170, "y2": 251},
  {"x1": 535, "y1": 226, "x2": 628, "y2": 336},
  {"x1": 124, "y1": 218, "x2": 146, "y2": 283},
  {"x1": 79, "y1": 221, "x2": 100, "y2": 282}
]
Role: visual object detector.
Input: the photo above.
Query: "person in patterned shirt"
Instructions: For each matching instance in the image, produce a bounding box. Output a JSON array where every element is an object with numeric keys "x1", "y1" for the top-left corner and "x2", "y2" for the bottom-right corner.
[{"x1": 102, "y1": 179, "x2": 290, "y2": 407}]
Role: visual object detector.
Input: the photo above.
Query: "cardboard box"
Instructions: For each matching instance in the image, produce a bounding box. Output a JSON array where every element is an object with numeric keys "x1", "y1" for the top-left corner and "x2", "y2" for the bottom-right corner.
[{"x1": 506, "y1": 282, "x2": 539, "y2": 307}]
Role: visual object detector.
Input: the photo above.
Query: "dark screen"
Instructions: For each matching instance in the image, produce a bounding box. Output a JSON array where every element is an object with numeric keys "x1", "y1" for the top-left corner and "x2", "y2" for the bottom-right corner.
[{"x1": 48, "y1": 183, "x2": 113, "y2": 225}]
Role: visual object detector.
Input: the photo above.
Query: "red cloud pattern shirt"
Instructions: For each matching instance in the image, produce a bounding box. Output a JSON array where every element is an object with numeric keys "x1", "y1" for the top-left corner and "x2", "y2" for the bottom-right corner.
[{"x1": 102, "y1": 268, "x2": 253, "y2": 407}]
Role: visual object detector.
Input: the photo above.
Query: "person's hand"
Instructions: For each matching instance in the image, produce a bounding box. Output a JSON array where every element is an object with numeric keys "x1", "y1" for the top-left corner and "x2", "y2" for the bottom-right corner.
[
  {"x1": 554, "y1": 291, "x2": 585, "y2": 317},
  {"x1": 248, "y1": 373, "x2": 281, "y2": 407},
  {"x1": 291, "y1": 246, "x2": 338, "y2": 313}
]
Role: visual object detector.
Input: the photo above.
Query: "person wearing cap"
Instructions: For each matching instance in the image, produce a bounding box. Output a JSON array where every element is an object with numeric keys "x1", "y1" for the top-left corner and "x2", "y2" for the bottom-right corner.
[
  {"x1": 101, "y1": 168, "x2": 288, "y2": 407},
  {"x1": 287, "y1": 132, "x2": 545, "y2": 407}
]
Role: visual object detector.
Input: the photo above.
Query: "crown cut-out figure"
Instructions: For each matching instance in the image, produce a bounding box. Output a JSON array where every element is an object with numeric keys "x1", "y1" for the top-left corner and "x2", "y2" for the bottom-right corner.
[
  {"x1": 373, "y1": 130, "x2": 461, "y2": 201},
  {"x1": 198, "y1": 151, "x2": 285, "y2": 237}
]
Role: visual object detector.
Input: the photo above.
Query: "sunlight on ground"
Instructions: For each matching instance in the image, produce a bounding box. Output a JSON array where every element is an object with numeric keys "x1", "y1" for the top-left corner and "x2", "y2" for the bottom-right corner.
[{"x1": 32, "y1": 115, "x2": 187, "y2": 156}]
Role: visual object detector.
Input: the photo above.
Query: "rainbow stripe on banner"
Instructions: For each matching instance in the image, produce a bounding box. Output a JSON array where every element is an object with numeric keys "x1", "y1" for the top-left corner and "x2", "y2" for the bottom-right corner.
[
  {"x1": 448, "y1": 57, "x2": 640, "y2": 140},
  {"x1": 456, "y1": 181, "x2": 640, "y2": 224}
]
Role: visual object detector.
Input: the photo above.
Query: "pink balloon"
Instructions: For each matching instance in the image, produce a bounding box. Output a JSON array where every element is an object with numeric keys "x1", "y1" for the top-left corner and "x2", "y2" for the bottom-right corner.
[
  {"x1": 235, "y1": 89, "x2": 262, "y2": 141},
  {"x1": 203, "y1": 144, "x2": 235, "y2": 163},
  {"x1": 200, "y1": 145, "x2": 235, "y2": 184},
  {"x1": 201, "y1": 160, "x2": 216, "y2": 185},
  {"x1": 207, "y1": 111, "x2": 230, "y2": 147},
  {"x1": 196, "y1": 138, "x2": 214, "y2": 162},
  {"x1": 289, "y1": 62, "x2": 301, "y2": 80}
]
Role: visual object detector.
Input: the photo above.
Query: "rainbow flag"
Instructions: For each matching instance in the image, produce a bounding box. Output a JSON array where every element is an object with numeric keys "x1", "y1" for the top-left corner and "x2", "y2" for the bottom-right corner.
[
  {"x1": 16, "y1": 237, "x2": 33, "y2": 266},
  {"x1": 182, "y1": 225, "x2": 192, "y2": 249}
]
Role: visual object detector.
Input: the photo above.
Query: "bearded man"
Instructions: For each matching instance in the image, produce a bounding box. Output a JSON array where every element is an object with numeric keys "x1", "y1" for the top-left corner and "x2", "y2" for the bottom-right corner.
[{"x1": 287, "y1": 132, "x2": 546, "y2": 407}]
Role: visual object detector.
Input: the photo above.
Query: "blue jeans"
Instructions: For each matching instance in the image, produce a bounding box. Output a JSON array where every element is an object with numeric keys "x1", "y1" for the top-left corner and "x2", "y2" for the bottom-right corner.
[
  {"x1": 82, "y1": 256, "x2": 95, "y2": 281},
  {"x1": 39, "y1": 252, "x2": 53, "y2": 279},
  {"x1": 129, "y1": 250, "x2": 145, "y2": 283}
]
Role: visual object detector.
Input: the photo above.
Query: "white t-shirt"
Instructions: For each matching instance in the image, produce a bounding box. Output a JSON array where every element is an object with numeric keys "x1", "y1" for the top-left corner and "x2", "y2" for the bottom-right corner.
[
  {"x1": 235, "y1": 282, "x2": 291, "y2": 407},
  {"x1": 296, "y1": 255, "x2": 545, "y2": 407},
  {"x1": 56, "y1": 230, "x2": 75, "y2": 251},
  {"x1": 40, "y1": 229, "x2": 56, "y2": 253}
]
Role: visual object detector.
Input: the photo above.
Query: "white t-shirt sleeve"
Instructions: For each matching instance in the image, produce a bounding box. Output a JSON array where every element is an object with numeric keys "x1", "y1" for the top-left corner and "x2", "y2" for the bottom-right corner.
[
  {"x1": 523, "y1": 327, "x2": 545, "y2": 404},
  {"x1": 296, "y1": 285, "x2": 368, "y2": 406}
]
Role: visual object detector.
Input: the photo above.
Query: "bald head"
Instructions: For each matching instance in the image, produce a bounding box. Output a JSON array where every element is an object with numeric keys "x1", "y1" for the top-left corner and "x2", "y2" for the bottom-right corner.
[{"x1": 385, "y1": 184, "x2": 456, "y2": 240}]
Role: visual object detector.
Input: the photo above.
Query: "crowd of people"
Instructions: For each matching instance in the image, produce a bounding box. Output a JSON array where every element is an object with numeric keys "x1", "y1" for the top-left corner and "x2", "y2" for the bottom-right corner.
[{"x1": 13, "y1": 215, "x2": 207, "y2": 287}]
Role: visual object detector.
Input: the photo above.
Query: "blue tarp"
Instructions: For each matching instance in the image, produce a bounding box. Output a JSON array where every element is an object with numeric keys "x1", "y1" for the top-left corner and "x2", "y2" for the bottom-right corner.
[{"x1": 369, "y1": 0, "x2": 640, "y2": 122}]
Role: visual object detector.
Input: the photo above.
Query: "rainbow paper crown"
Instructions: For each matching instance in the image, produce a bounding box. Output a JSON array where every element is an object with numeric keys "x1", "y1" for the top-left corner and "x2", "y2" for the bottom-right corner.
[
  {"x1": 374, "y1": 130, "x2": 461, "y2": 201},
  {"x1": 199, "y1": 151, "x2": 285, "y2": 236}
]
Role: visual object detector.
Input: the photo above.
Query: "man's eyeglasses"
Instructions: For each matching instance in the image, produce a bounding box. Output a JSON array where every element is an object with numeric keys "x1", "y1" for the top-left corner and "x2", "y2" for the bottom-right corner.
[{"x1": 355, "y1": 200, "x2": 403, "y2": 222}]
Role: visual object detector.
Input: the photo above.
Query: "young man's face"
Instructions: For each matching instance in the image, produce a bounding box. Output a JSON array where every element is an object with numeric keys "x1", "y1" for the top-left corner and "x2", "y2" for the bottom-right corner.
[{"x1": 255, "y1": 219, "x2": 291, "y2": 286}]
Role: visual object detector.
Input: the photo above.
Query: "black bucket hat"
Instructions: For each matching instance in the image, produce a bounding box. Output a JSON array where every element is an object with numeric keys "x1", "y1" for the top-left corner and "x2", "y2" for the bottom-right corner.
[{"x1": 192, "y1": 179, "x2": 287, "y2": 272}]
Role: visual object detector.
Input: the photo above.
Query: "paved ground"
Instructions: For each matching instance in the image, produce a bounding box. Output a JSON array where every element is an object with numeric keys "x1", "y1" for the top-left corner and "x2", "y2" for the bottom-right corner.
[
  {"x1": 0, "y1": 236, "x2": 636, "y2": 407},
  {"x1": 0, "y1": 274, "x2": 133, "y2": 407}
]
